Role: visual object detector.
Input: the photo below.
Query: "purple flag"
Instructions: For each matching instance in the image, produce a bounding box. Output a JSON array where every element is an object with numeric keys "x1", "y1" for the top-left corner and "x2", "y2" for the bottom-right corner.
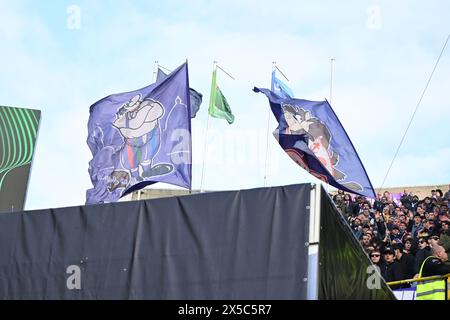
[
  {"x1": 254, "y1": 87, "x2": 376, "y2": 198},
  {"x1": 86, "y1": 62, "x2": 191, "y2": 204}
]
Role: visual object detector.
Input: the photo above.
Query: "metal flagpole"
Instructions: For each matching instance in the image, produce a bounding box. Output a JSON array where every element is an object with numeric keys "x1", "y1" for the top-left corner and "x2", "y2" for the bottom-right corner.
[
  {"x1": 326, "y1": 58, "x2": 335, "y2": 195},
  {"x1": 153, "y1": 60, "x2": 158, "y2": 82},
  {"x1": 275, "y1": 65, "x2": 290, "y2": 82},
  {"x1": 186, "y1": 58, "x2": 192, "y2": 195},
  {"x1": 216, "y1": 64, "x2": 235, "y2": 80},
  {"x1": 157, "y1": 64, "x2": 172, "y2": 73},
  {"x1": 263, "y1": 62, "x2": 276, "y2": 187},
  {"x1": 330, "y1": 58, "x2": 335, "y2": 104},
  {"x1": 200, "y1": 61, "x2": 217, "y2": 192}
]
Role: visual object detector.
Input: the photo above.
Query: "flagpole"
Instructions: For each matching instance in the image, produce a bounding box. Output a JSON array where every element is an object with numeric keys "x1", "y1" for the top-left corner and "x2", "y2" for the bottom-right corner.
[
  {"x1": 216, "y1": 64, "x2": 235, "y2": 80},
  {"x1": 153, "y1": 60, "x2": 158, "y2": 82},
  {"x1": 200, "y1": 61, "x2": 217, "y2": 192},
  {"x1": 326, "y1": 58, "x2": 335, "y2": 195},
  {"x1": 263, "y1": 62, "x2": 276, "y2": 187},
  {"x1": 330, "y1": 58, "x2": 335, "y2": 104},
  {"x1": 275, "y1": 65, "x2": 289, "y2": 82},
  {"x1": 157, "y1": 64, "x2": 172, "y2": 73}
]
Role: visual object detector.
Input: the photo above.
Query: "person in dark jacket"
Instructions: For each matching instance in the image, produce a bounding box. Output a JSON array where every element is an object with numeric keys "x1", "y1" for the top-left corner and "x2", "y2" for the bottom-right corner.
[
  {"x1": 438, "y1": 220, "x2": 450, "y2": 254},
  {"x1": 414, "y1": 237, "x2": 431, "y2": 277},
  {"x1": 380, "y1": 246, "x2": 404, "y2": 289},
  {"x1": 409, "y1": 213, "x2": 423, "y2": 240},
  {"x1": 370, "y1": 249, "x2": 385, "y2": 271},
  {"x1": 394, "y1": 243, "x2": 415, "y2": 280},
  {"x1": 404, "y1": 237, "x2": 413, "y2": 255}
]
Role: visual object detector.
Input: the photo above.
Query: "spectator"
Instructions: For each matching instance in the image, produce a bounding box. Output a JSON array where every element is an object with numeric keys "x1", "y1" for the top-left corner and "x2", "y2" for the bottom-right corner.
[
  {"x1": 408, "y1": 213, "x2": 423, "y2": 239},
  {"x1": 438, "y1": 220, "x2": 450, "y2": 254},
  {"x1": 422, "y1": 219, "x2": 437, "y2": 236},
  {"x1": 414, "y1": 237, "x2": 431, "y2": 277},
  {"x1": 400, "y1": 190, "x2": 414, "y2": 210},
  {"x1": 333, "y1": 189, "x2": 344, "y2": 202},
  {"x1": 411, "y1": 195, "x2": 420, "y2": 211},
  {"x1": 373, "y1": 193, "x2": 384, "y2": 212},
  {"x1": 429, "y1": 235, "x2": 440, "y2": 247},
  {"x1": 444, "y1": 185, "x2": 450, "y2": 201},
  {"x1": 416, "y1": 206, "x2": 426, "y2": 218},
  {"x1": 343, "y1": 194, "x2": 356, "y2": 217},
  {"x1": 398, "y1": 222, "x2": 408, "y2": 240},
  {"x1": 390, "y1": 226, "x2": 403, "y2": 243},
  {"x1": 423, "y1": 197, "x2": 434, "y2": 213},
  {"x1": 380, "y1": 246, "x2": 404, "y2": 288},
  {"x1": 361, "y1": 231, "x2": 371, "y2": 245},
  {"x1": 436, "y1": 189, "x2": 443, "y2": 201},
  {"x1": 370, "y1": 249, "x2": 384, "y2": 268},
  {"x1": 394, "y1": 243, "x2": 415, "y2": 280},
  {"x1": 431, "y1": 190, "x2": 437, "y2": 199},
  {"x1": 404, "y1": 237, "x2": 413, "y2": 255},
  {"x1": 331, "y1": 188, "x2": 450, "y2": 285}
]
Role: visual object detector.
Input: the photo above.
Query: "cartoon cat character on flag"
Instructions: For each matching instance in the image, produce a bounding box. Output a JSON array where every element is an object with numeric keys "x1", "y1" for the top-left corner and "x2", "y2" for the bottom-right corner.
[{"x1": 281, "y1": 104, "x2": 346, "y2": 181}]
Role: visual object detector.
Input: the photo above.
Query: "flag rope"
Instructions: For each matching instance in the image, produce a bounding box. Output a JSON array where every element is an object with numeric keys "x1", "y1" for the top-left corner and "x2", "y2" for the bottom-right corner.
[{"x1": 379, "y1": 33, "x2": 450, "y2": 193}]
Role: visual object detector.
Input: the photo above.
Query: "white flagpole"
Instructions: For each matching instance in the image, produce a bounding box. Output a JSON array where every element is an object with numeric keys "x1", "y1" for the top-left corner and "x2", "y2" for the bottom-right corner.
[
  {"x1": 326, "y1": 58, "x2": 335, "y2": 195},
  {"x1": 263, "y1": 62, "x2": 276, "y2": 187},
  {"x1": 153, "y1": 60, "x2": 158, "y2": 82},
  {"x1": 216, "y1": 64, "x2": 235, "y2": 80},
  {"x1": 330, "y1": 58, "x2": 335, "y2": 104},
  {"x1": 200, "y1": 61, "x2": 217, "y2": 192}
]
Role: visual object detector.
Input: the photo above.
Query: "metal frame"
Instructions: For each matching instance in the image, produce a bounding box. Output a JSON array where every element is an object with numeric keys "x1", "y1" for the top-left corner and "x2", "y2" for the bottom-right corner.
[{"x1": 307, "y1": 183, "x2": 322, "y2": 300}]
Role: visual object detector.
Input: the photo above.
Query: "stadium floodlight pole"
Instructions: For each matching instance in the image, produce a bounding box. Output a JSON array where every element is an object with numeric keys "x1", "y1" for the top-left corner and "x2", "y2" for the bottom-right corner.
[{"x1": 200, "y1": 61, "x2": 217, "y2": 193}]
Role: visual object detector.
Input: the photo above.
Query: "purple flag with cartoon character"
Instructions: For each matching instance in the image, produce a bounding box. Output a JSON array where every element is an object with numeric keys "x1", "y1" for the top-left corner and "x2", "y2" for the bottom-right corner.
[
  {"x1": 86, "y1": 62, "x2": 191, "y2": 204},
  {"x1": 254, "y1": 87, "x2": 376, "y2": 198}
]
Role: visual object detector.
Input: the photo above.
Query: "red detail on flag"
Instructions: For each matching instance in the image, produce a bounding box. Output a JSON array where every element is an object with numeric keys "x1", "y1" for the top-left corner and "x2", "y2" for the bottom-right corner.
[{"x1": 127, "y1": 144, "x2": 134, "y2": 168}]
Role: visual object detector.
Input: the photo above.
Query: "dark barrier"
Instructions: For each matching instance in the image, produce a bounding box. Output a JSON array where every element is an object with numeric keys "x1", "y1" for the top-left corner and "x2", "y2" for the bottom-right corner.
[
  {"x1": 318, "y1": 190, "x2": 395, "y2": 299},
  {"x1": 0, "y1": 184, "x2": 310, "y2": 299}
]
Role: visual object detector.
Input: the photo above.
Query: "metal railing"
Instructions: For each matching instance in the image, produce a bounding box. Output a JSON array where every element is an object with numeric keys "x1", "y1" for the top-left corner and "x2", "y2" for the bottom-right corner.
[{"x1": 387, "y1": 273, "x2": 450, "y2": 300}]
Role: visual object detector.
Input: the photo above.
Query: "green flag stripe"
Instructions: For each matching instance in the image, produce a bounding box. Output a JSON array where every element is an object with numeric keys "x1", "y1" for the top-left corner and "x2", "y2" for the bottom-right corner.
[
  {"x1": 209, "y1": 86, "x2": 234, "y2": 124},
  {"x1": 0, "y1": 110, "x2": 8, "y2": 169},
  {"x1": 5, "y1": 107, "x2": 23, "y2": 169},
  {"x1": 0, "y1": 107, "x2": 38, "y2": 176},
  {"x1": 27, "y1": 109, "x2": 39, "y2": 137},
  {"x1": 208, "y1": 69, "x2": 217, "y2": 114},
  {"x1": 11, "y1": 107, "x2": 27, "y2": 166},
  {"x1": 1, "y1": 109, "x2": 16, "y2": 171},
  {"x1": 17, "y1": 108, "x2": 34, "y2": 164},
  {"x1": 21, "y1": 108, "x2": 37, "y2": 163}
]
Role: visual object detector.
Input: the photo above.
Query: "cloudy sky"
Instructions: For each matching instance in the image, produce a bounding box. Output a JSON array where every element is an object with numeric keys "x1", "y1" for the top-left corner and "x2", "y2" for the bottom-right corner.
[{"x1": 0, "y1": 0, "x2": 449, "y2": 210}]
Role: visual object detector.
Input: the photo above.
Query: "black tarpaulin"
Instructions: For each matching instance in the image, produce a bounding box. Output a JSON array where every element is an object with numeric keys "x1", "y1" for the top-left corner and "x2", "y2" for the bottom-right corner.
[{"x1": 0, "y1": 184, "x2": 311, "y2": 299}]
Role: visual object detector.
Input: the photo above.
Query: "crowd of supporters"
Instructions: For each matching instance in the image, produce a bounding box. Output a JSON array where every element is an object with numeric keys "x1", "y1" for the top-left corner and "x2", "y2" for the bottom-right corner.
[{"x1": 332, "y1": 186, "x2": 450, "y2": 287}]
